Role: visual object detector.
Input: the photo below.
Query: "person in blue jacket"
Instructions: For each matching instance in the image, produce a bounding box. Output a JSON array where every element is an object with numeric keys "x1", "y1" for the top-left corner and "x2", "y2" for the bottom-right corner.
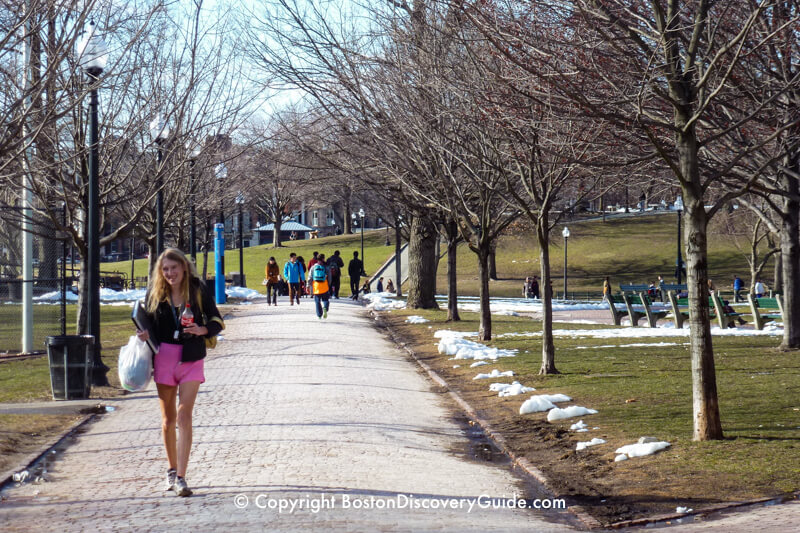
[{"x1": 283, "y1": 253, "x2": 305, "y2": 305}]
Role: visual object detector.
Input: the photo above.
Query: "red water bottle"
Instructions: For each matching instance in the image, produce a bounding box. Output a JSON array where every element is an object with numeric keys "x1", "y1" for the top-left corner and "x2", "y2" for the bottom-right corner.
[{"x1": 181, "y1": 302, "x2": 194, "y2": 327}]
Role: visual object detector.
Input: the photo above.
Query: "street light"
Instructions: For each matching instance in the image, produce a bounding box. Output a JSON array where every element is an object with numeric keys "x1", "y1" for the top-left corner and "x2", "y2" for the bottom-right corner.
[
  {"x1": 562, "y1": 226, "x2": 570, "y2": 299},
  {"x1": 77, "y1": 21, "x2": 109, "y2": 386},
  {"x1": 215, "y1": 163, "x2": 227, "y2": 277},
  {"x1": 149, "y1": 115, "x2": 169, "y2": 254},
  {"x1": 235, "y1": 191, "x2": 245, "y2": 287},
  {"x1": 674, "y1": 194, "x2": 684, "y2": 284},
  {"x1": 186, "y1": 143, "x2": 201, "y2": 263},
  {"x1": 358, "y1": 208, "x2": 365, "y2": 270}
]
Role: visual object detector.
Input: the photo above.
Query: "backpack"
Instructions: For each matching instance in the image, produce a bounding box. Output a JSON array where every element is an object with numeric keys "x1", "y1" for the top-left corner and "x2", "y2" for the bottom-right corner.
[{"x1": 311, "y1": 264, "x2": 328, "y2": 282}]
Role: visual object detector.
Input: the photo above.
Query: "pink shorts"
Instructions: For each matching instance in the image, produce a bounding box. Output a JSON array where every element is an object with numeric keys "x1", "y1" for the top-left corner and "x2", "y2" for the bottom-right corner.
[{"x1": 153, "y1": 343, "x2": 205, "y2": 386}]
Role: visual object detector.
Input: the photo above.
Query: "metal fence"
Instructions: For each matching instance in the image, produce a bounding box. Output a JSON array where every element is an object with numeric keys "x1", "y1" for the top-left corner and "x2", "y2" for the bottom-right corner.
[{"x1": 0, "y1": 206, "x2": 70, "y2": 354}]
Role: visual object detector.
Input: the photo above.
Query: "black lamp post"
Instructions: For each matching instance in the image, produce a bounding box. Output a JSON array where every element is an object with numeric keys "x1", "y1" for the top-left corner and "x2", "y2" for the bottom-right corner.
[
  {"x1": 149, "y1": 115, "x2": 169, "y2": 254},
  {"x1": 562, "y1": 226, "x2": 570, "y2": 299},
  {"x1": 236, "y1": 191, "x2": 245, "y2": 287},
  {"x1": 675, "y1": 194, "x2": 684, "y2": 285},
  {"x1": 215, "y1": 163, "x2": 227, "y2": 276},
  {"x1": 358, "y1": 208, "x2": 365, "y2": 269},
  {"x1": 78, "y1": 22, "x2": 109, "y2": 386},
  {"x1": 187, "y1": 144, "x2": 201, "y2": 263}
]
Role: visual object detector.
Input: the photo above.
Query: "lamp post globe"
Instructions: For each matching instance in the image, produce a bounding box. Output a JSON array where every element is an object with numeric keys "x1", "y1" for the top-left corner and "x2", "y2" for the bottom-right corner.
[{"x1": 77, "y1": 22, "x2": 109, "y2": 386}]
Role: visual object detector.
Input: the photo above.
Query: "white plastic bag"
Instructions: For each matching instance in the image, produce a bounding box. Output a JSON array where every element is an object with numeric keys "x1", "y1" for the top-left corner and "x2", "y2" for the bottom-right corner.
[{"x1": 118, "y1": 335, "x2": 153, "y2": 392}]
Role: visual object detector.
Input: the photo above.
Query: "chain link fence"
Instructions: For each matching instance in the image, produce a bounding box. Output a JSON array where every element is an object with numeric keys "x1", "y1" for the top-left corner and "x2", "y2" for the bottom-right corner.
[{"x1": 0, "y1": 206, "x2": 70, "y2": 354}]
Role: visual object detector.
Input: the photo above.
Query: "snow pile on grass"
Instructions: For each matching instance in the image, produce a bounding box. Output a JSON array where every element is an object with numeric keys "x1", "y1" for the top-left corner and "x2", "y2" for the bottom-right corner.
[
  {"x1": 547, "y1": 406, "x2": 598, "y2": 421},
  {"x1": 570, "y1": 420, "x2": 589, "y2": 432},
  {"x1": 575, "y1": 342, "x2": 685, "y2": 350},
  {"x1": 362, "y1": 292, "x2": 407, "y2": 311},
  {"x1": 405, "y1": 315, "x2": 429, "y2": 324},
  {"x1": 496, "y1": 326, "x2": 782, "y2": 339},
  {"x1": 489, "y1": 381, "x2": 535, "y2": 397},
  {"x1": 470, "y1": 361, "x2": 489, "y2": 368},
  {"x1": 437, "y1": 295, "x2": 611, "y2": 315},
  {"x1": 519, "y1": 396, "x2": 556, "y2": 414},
  {"x1": 576, "y1": 438, "x2": 606, "y2": 451},
  {"x1": 519, "y1": 393, "x2": 573, "y2": 414},
  {"x1": 615, "y1": 438, "x2": 670, "y2": 460},
  {"x1": 473, "y1": 369, "x2": 514, "y2": 380},
  {"x1": 435, "y1": 330, "x2": 517, "y2": 360},
  {"x1": 226, "y1": 287, "x2": 265, "y2": 300}
]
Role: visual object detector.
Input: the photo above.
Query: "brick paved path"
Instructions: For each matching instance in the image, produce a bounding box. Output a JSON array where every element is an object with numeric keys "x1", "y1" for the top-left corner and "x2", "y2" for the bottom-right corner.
[{"x1": 0, "y1": 300, "x2": 577, "y2": 532}]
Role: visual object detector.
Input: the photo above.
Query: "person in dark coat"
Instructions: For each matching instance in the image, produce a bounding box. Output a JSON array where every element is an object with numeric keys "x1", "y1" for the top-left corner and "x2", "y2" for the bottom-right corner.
[{"x1": 348, "y1": 251, "x2": 365, "y2": 300}]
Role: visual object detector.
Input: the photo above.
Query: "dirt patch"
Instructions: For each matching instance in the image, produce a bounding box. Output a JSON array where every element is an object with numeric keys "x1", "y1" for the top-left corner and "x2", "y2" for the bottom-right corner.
[
  {"x1": 0, "y1": 414, "x2": 83, "y2": 476},
  {"x1": 379, "y1": 314, "x2": 779, "y2": 526}
]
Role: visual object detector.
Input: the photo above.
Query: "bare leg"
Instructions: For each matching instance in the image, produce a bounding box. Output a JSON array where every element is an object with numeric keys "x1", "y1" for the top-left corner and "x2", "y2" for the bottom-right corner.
[
  {"x1": 156, "y1": 383, "x2": 178, "y2": 470},
  {"x1": 176, "y1": 380, "x2": 201, "y2": 478}
]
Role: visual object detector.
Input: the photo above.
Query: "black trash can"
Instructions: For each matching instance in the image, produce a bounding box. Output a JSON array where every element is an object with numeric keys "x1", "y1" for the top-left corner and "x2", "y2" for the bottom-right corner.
[{"x1": 46, "y1": 335, "x2": 95, "y2": 400}]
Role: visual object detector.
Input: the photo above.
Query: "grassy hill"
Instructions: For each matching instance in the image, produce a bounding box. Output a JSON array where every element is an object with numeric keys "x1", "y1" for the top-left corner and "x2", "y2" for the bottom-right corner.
[
  {"x1": 437, "y1": 213, "x2": 769, "y2": 298},
  {"x1": 102, "y1": 230, "x2": 396, "y2": 295}
]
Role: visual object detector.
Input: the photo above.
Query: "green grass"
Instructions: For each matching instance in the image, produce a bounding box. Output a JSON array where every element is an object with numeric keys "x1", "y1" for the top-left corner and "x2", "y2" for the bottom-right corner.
[
  {"x1": 103, "y1": 229, "x2": 396, "y2": 297},
  {"x1": 394, "y1": 307, "x2": 800, "y2": 498},
  {"x1": 0, "y1": 305, "x2": 136, "y2": 403},
  {"x1": 440, "y1": 214, "x2": 769, "y2": 297}
]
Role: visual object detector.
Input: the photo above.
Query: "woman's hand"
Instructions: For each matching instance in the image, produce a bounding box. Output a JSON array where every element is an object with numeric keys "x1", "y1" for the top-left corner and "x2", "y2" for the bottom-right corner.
[
  {"x1": 182, "y1": 323, "x2": 208, "y2": 337},
  {"x1": 136, "y1": 329, "x2": 149, "y2": 342}
]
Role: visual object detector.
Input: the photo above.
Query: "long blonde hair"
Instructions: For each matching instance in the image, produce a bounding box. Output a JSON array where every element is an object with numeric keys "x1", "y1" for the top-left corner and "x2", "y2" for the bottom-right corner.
[{"x1": 147, "y1": 248, "x2": 199, "y2": 313}]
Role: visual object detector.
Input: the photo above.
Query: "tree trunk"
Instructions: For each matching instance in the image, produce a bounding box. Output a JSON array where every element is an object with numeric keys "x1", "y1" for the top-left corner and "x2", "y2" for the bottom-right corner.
[
  {"x1": 779, "y1": 166, "x2": 800, "y2": 349},
  {"x1": 537, "y1": 221, "x2": 558, "y2": 374},
  {"x1": 406, "y1": 215, "x2": 439, "y2": 309},
  {"x1": 773, "y1": 251, "x2": 783, "y2": 294},
  {"x1": 477, "y1": 244, "x2": 492, "y2": 340},
  {"x1": 147, "y1": 240, "x2": 157, "y2": 281},
  {"x1": 273, "y1": 218, "x2": 283, "y2": 248},
  {"x1": 344, "y1": 198, "x2": 352, "y2": 234},
  {"x1": 76, "y1": 258, "x2": 88, "y2": 336},
  {"x1": 202, "y1": 218, "x2": 211, "y2": 280},
  {"x1": 488, "y1": 241, "x2": 498, "y2": 280},
  {"x1": 682, "y1": 180, "x2": 723, "y2": 440},
  {"x1": 394, "y1": 225, "x2": 403, "y2": 297},
  {"x1": 445, "y1": 221, "x2": 460, "y2": 321}
]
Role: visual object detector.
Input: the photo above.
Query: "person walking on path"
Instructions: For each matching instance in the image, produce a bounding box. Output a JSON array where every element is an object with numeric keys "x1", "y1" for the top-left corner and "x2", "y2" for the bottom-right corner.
[
  {"x1": 530, "y1": 276, "x2": 540, "y2": 299},
  {"x1": 602, "y1": 276, "x2": 611, "y2": 299},
  {"x1": 348, "y1": 251, "x2": 365, "y2": 300},
  {"x1": 310, "y1": 253, "x2": 331, "y2": 319},
  {"x1": 328, "y1": 250, "x2": 344, "y2": 298},
  {"x1": 376, "y1": 277, "x2": 384, "y2": 293},
  {"x1": 754, "y1": 279, "x2": 766, "y2": 298},
  {"x1": 307, "y1": 251, "x2": 320, "y2": 295},
  {"x1": 264, "y1": 256, "x2": 280, "y2": 306},
  {"x1": 283, "y1": 253, "x2": 304, "y2": 305},
  {"x1": 135, "y1": 248, "x2": 224, "y2": 497},
  {"x1": 297, "y1": 256, "x2": 308, "y2": 297},
  {"x1": 733, "y1": 275, "x2": 744, "y2": 303}
]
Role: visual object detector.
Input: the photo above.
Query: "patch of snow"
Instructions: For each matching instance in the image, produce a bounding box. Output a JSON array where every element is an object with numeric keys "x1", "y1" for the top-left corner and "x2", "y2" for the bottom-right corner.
[
  {"x1": 547, "y1": 406, "x2": 598, "y2": 421},
  {"x1": 497, "y1": 325, "x2": 782, "y2": 339},
  {"x1": 473, "y1": 369, "x2": 514, "y2": 380},
  {"x1": 575, "y1": 342, "x2": 686, "y2": 349},
  {"x1": 615, "y1": 441, "x2": 671, "y2": 458},
  {"x1": 491, "y1": 381, "x2": 535, "y2": 397},
  {"x1": 614, "y1": 454, "x2": 628, "y2": 462},
  {"x1": 435, "y1": 330, "x2": 517, "y2": 360},
  {"x1": 538, "y1": 393, "x2": 572, "y2": 403},
  {"x1": 576, "y1": 438, "x2": 606, "y2": 451},
  {"x1": 470, "y1": 361, "x2": 490, "y2": 368},
  {"x1": 226, "y1": 287, "x2": 265, "y2": 300},
  {"x1": 362, "y1": 292, "x2": 407, "y2": 311},
  {"x1": 676, "y1": 507, "x2": 693, "y2": 514},
  {"x1": 405, "y1": 315, "x2": 429, "y2": 324},
  {"x1": 520, "y1": 396, "x2": 556, "y2": 414}
]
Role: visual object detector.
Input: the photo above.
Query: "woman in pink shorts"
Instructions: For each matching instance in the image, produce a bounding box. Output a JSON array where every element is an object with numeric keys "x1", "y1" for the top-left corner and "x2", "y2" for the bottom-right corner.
[{"x1": 136, "y1": 248, "x2": 223, "y2": 497}]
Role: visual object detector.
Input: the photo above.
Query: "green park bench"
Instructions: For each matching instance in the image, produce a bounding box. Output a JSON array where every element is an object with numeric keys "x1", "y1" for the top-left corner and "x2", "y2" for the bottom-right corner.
[
  {"x1": 667, "y1": 292, "x2": 745, "y2": 329},
  {"x1": 606, "y1": 292, "x2": 666, "y2": 327},
  {"x1": 746, "y1": 294, "x2": 784, "y2": 330}
]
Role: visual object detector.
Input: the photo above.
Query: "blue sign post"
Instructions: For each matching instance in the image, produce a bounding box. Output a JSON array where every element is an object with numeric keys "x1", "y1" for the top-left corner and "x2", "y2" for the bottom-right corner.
[{"x1": 214, "y1": 223, "x2": 226, "y2": 304}]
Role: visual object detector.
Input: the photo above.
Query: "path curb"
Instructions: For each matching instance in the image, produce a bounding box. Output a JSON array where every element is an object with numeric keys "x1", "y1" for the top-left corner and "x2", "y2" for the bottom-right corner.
[
  {"x1": 372, "y1": 312, "x2": 602, "y2": 530},
  {"x1": 0, "y1": 412, "x2": 97, "y2": 493}
]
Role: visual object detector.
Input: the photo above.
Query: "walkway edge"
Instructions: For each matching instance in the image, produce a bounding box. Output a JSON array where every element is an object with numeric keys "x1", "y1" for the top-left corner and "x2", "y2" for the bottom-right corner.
[
  {"x1": 0, "y1": 412, "x2": 97, "y2": 493},
  {"x1": 373, "y1": 310, "x2": 800, "y2": 530},
  {"x1": 372, "y1": 311, "x2": 602, "y2": 530}
]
